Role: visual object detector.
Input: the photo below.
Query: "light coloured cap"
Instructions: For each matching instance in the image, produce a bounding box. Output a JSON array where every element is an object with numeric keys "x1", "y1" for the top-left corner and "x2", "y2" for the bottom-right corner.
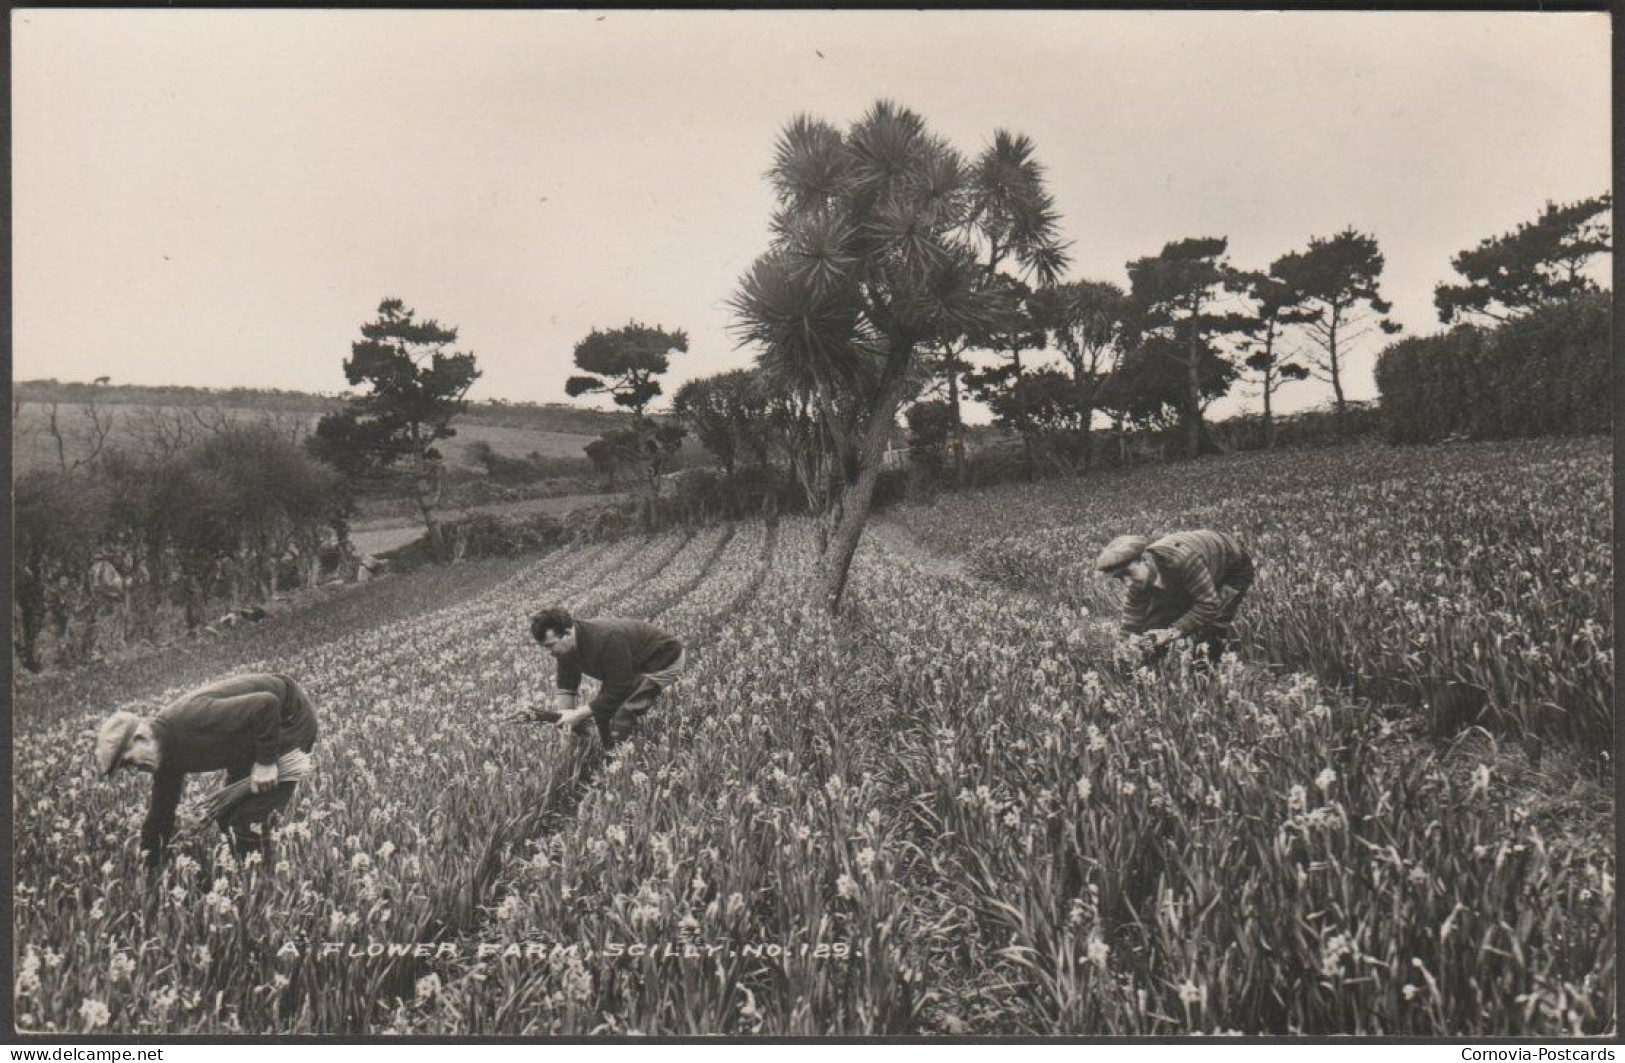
[
  {"x1": 1096, "y1": 535, "x2": 1150, "y2": 574},
  {"x1": 94, "y1": 711, "x2": 142, "y2": 777}
]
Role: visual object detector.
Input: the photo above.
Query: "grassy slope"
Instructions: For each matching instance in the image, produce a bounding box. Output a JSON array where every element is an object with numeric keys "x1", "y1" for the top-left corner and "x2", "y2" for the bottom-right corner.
[{"x1": 11, "y1": 383, "x2": 706, "y2": 474}]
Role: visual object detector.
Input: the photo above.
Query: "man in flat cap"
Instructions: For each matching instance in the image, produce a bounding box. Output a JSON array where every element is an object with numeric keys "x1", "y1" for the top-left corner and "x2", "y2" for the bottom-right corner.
[
  {"x1": 94, "y1": 673, "x2": 319, "y2": 870},
  {"x1": 527, "y1": 606, "x2": 685, "y2": 748},
  {"x1": 1096, "y1": 530, "x2": 1256, "y2": 660}
]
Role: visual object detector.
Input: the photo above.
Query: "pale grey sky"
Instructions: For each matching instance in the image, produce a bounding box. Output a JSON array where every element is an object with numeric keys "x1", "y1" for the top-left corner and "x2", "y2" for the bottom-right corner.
[{"x1": 12, "y1": 10, "x2": 1612, "y2": 419}]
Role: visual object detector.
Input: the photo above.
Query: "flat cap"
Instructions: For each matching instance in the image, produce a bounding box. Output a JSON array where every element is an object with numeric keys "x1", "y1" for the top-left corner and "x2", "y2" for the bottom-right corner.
[
  {"x1": 1095, "y1": 535, "x2": 1150, "y2": 574},
  {"x1": 93, "y1": 711, "x2": 141, "y2": 777}
]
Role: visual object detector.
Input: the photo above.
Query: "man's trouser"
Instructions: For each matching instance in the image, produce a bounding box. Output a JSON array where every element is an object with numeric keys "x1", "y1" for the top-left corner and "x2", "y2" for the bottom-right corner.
[
  {"x1": 216, "y1": 767, "x2": 301, "y2": 863},
  {"x1": 577, "y1": 650, "x2": 688, "y2": 746},
  {"x1": 1191, "y1": 562, "x2": 1255, "y2": 660}
]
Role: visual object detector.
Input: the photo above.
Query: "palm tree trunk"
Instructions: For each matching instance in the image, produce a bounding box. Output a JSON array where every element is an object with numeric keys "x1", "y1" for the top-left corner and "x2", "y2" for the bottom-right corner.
[{"x1": 817, "y1": 373, "x2": 913, "y2": 611}]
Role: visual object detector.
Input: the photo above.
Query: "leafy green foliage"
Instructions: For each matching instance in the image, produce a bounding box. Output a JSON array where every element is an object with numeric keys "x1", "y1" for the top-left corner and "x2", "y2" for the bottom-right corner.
[
  {"x1": 730, "y1": 100, "x2": 1055, "y2": 606},
  {"x1": 1270, "y1": 229, "x2": 1401, "y2": 420},
  {"x1": 1434, "y1": 194, "x2": 1612, "y2": 325},
  {"x1": 671, "y1": 369, "x2": 775, "y2": 476},
  {"x1": 313, "y1": 298, "x2": 480, "y2": 562},
  {"x1": 1375, "y1": 294, "x2": 1610, "y2": 444},
  {"x1": 1230, "y1": 270, "x2": 1314, "y2": 445},
  {"x1": 1123, "y1": 237, "x2": 1248, "y2": 456},
  {"x1": 566, "y1": 322, "x2": 689, "y2": 418}
]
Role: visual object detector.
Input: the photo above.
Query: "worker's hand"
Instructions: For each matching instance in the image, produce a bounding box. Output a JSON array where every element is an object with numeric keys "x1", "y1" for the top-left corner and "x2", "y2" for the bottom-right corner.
[
  {"x1": 1149, "y1": 628, "x2": 1181, "y2": 649},
  {"x1": 556, "y1": 706, "x2": 594, "y2": 734},
  {"x1": 249, "y1": 760, "x2": 279, "y2": 794}
]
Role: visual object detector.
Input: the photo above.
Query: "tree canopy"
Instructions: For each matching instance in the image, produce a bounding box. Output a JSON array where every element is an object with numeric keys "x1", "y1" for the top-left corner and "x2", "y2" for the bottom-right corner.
[
  {"x1": 1434, "y1": 193, "x2": 1612, "y2": 325},
  {"x1": 1271, "y1": 229, "x2": 1400, "y2": 424},
  {"x1": 1124, "y1": 237, "x2": 1246, "y2": 456},
  {"x1": 566, "y1": 322, "x2": 689, "y2": 418},
  {"x1": 730, "y1": 100, "x2": 1038, "y2": 608},
  {"x1": 312, "y1": 298, "x2": 480, "y2": 562}
]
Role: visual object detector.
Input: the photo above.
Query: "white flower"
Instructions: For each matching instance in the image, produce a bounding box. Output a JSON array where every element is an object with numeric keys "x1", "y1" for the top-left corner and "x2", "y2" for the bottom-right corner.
[
  {"x1": 1287, "y1": 785, "x2": 1307, "y2": 813},
  {"x1": 79, "y1": 999, "x2": 111, "y2": 1030},
  {"x1": 560, "y1": 956, "x2": 593, "y2": 1004},
  {"x1": 855, "y1": 847, "x2": 877, "y2": 875},
  {"x1": 1075, "y1": 776, "x2": 1093, "y2": 802},
  {"x1": 1315, "y1": 768, "x2": 1337, "y2": 792},
  {"x1": 16, "y1": 949, "x2": 40, "y2": 997},
  {"x1": 415, "y1": 974, "x2": 441, "y2": 1004},
  {"x1": 377, "y1": 841, "x2": 396, "y2": 861},
  {"x1": 1085, "y1": 939, "x2": 1110, "y2": 970},
  {"x1": 836, "y1": 874, "x2": 858, "y2": 900}
]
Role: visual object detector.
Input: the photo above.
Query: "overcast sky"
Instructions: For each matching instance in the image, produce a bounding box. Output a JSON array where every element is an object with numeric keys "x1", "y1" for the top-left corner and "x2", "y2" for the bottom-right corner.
[{"x1": 12, "y1": 9, "x2": 1612, "y2": 419}]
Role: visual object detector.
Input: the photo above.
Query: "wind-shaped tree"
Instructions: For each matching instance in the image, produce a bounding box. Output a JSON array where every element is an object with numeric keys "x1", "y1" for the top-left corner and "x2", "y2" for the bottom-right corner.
[
  {"x1": 1037, "y1": 279, "x2": 1131, "y2": 470},
  {"x1": 1434, "y1": 194, "x2": 1612, "y2": 326},
  {"x1": 312, "y1": 298, "x2": 480, "y2": 563},
  {"x1": 1126, "y1": 237, "x2": 1244, "y2": 458},
  {"x1": 1231, "y1": 270, "x2": 1313, "y2": 448},
  {"x1": 566, "y1": 321, "x2": 688, "y2": 494},
  {"x1": 1272, "y1": 229, "x2": 1401, "y2": 431},
  {"x1": 730, "y1": 101, "x2": 1008, "y2": 609}
]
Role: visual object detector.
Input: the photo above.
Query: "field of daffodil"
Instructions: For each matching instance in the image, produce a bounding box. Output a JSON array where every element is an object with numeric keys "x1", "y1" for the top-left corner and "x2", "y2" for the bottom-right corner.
[{"x1": 12, "y1": 438, "x2": 1613, "y2": 1035}]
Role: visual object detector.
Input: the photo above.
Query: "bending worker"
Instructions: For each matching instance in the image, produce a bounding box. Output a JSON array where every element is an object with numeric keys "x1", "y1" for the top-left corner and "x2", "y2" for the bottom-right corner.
[
  {"x1": 529, "y1": 607, "x2": 685, "y2": 747},
  {"x1": 93, "y1": 673, "x2": 319, "y2": 870},
  {"x1": 1096, "y1": 530, "x2": 1256, "y2": 659}
]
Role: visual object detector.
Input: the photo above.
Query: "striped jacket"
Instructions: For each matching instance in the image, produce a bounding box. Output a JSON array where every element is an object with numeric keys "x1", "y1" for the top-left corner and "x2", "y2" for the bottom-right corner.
[{"x1": 1121, "y1": 530, "x2": 1255, "y2": 636}]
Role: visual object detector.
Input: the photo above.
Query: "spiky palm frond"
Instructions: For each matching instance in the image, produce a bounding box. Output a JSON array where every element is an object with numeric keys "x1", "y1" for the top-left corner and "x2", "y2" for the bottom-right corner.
[
  {"x1": 909, "y1": 144, "x2": 972, "y2": 231},
  {"x1": 867, "y1": 199, "x2": 955, "y2": 282},
  {"x1": 728, "y1": 251, "x2": 870, "y2": 395},
  {"x1": 1024, "y1": 240, "x2": 1071, "y2": 288},
  {"x1": 888, "y1": 247, "x2": 1003, "y2": 341},
  {"x1": 782, "y1": 209, "x2": 860, "y2": 300},
  {"x1": 966, "y1": 128, "x2": 1070, "y2": 283},
  {"x1": 769, "y1": 114, "x2": 852, "y2": 213},
  {"x1": 847, "y1": 100, "x2": 930, "y2": 193}
]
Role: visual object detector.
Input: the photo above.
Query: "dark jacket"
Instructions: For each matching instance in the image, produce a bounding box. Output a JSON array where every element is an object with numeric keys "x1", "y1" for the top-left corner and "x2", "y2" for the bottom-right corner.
[
  {"x1": 142, "y1": 673, "x2": 319, "y2": 865},
  {"x1": 1121, "y1": 530, "x2": 1255, "y2": 636},
  {"x1": 555, "y1": 618, "x2": 683, "y2": 713}
]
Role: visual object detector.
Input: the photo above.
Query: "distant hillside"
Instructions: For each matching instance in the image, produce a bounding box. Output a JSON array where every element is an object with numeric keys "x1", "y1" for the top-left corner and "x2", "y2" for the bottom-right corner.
[
  {"x1": 12, "y1": 380, "x2": 702, "y2": 474},
  {"x1": 13, "y1": 380, "x2": 641, "y2": 435}
]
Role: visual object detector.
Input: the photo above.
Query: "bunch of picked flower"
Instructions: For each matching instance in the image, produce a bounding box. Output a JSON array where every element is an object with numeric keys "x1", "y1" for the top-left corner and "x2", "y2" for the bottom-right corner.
[{"x1": 200, "y1": 750, "x2": 315, "y2": 821}]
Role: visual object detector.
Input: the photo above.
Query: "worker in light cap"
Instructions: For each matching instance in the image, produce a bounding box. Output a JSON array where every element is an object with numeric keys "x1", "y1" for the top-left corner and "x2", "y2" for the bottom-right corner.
[
  {"x1": 1096, "y1": 530, "x2": 1256, "y2": 660},
  {"x1": 94, "y1": 673, "x2": 319, "y2": 870}
]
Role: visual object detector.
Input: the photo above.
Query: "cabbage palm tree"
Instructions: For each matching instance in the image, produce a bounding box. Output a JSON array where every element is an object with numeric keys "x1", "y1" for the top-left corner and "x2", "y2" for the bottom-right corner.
[
  {"x1": 956, "y1": 131, "x2": 1071, "y2": 481},
  {"x1": 730, "y1": 101, "x2": 1006, "y2": 610}
]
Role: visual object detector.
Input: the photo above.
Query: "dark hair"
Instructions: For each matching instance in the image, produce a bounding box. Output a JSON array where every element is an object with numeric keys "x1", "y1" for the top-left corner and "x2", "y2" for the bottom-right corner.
[{"x1": 530, "y1": 606, "x2": 574, "y2": 644}]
